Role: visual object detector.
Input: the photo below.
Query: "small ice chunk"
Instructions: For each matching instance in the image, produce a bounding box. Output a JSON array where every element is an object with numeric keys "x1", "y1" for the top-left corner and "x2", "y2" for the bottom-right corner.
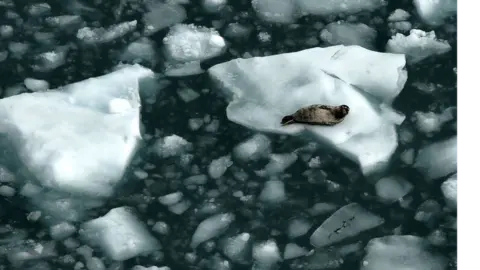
[
  {"x1": 32, "y1": 46, "x2": 69, "y2": 72},
  {"x1": 164, "y1": 60, "x2": 204, "y2": 77},
  {"x1": 163, "y1": 24, "x2": 226, "y2": 62},
  {"x1": 308, "y1": 202, "x2": 338, "y2": 216},
  {"x1": 320, "y1": 22, "x2": 377, "y2": 50},
  {"x1": 77, "y1": 20, "x2": 137, "y2": 45},
  {"x1": 143, "y1": 2, "x2": 186, "y2": 35},
  {"x1": 0, "y1": 185, "x2": 15, "y2": 197},
  {"x1": 158, "y1": 192, "x2": 183, "y2": 206},
  {"x1": 202, "y1": 0, "x2": 227, "y2": 13},
  {"x1": 252, "y1": 0, "x2": 297, "y2": 24},
  {"x1": 26, "y1": 3, "x2": 51, "y2": 17},
  {"x1": 49, "y1": 222, "x2": 76, "y2": 240},
  {"x1": 441, "y1": 174, "x2": 457, "y2": 209},
  {"x1": 80, "y1": 207, "x2": 160, "y2": 261},
  {"x1": 24, "y1": 78, "x2": 50, "y2": 92},
  {"x1": 224, "y1": 23, "x2": 252, "y2": 40},
  {"x1": 400, "y1": 149, "x2": 414, "y2": 165},
  {"x1": 222, "y1": 232, "x2": 252, "y2": 264},
  {"x1": 233, "y1": 134, "x2": 271, "y2": 162},
  {"x1": 0, "y1": 25, "x2": 14, "y2": 39},
  {"x1": 168, "y1": 200, "x2": 191, "y2": 215},
  {"x1": 259, "y1": 180, "x2": 286, "y2": 204},
  {"x1": 375, "y1": 176, "x2": 413, "y2": 203},
  {"x1": 414, "y1": 200, "x2": 442, "y2": 223},
  {"x1": 8, "y1": 42, "x2": 30, "y2": 59},
  {"x1": 178, "y1": 88, "x2": 200, "y2": 102},
  {"x1": 283, "y1": 243, "x2": 308, "y2": 260},
  {"x1": 388, "y1": 9, "x2": 411, "y2": 21},
  {"x1": 121, "y1": 37, "x2": 158, "y2": 67},
  {"x1": 414, "y1": 136, "x2": 457, "y2": 180},
  {"x1": 287, "y1": 218, "x2": 312, "y2": 239},
  {"x1": 0, "y1": 166, "x2": 15, "y2": 183},
  {"x1": 413, "y1": 0, "x2": 457, "y2": 26},
  {"x1": 208, "y1": 45, "x2": 407, "y2": 176},
  {"x1": 208, "y1": 155, "x2": 233, "y2": 179},
  {"x1": 86, "y1": 257, "x2": 105, "y2": 270},
  {"x1": 361, "y1": 235, "x2": 447, "y2": 270},
  {"x1": 310, "y1": 203, "x2": 384, "y2": 248},
  {"x1": 154, "y1": 135, "x2": 192, "y2": 158},
  {"x1": 296, "y1": 0, "x2": 386, "y2": 16},
  {"x1": 386, "y1": 29, "x2": 452, "y2": 64},
  {"x1": 263, "y1": 153, "x2": 298, "y2": 175},
  {"x1": 253, "y1": 240, "x2": 282, "y2": 267},
  {"x1": 7, "y1": 241, "x2": 57, "y2": 267},
  {"x1": 45, "y1": 15, "x2": 84, "y2": 30},
  {"x1": 191, "y1": 213, "x2": 235, "y2": 248},
  {"x1": 152, "y1": 221, "x2": 170, "y2": 235},
  {"x1": 412, "y1": 108, "x2": 454, "y2": 136}
]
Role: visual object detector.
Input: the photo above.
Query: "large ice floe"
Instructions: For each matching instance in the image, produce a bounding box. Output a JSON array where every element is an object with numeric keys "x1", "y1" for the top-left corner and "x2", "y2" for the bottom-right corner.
[
  {"x1": 0, "y1": 64, "x2": 155, "y2": 223},
  {"x1": 208, "y1": 45, "x2": 408, "y2": 175}
]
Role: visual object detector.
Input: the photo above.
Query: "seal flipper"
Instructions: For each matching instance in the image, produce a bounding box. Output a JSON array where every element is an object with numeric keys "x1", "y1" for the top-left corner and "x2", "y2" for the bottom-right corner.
[{"x1": 281, "y1": 115, "x2": 295, "y2": 126}]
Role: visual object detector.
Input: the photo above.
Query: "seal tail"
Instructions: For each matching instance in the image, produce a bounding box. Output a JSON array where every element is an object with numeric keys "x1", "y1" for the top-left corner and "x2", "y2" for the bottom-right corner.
[{"x1": 281, "y1": 115, "x2": 295, "y2": 126}]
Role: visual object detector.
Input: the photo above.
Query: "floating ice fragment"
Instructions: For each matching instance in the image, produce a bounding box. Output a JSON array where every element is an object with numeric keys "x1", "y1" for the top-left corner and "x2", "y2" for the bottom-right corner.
[
  {"x1": 412, "y1": 108, "x2": 455, "y2": 136},
  {"x1": 221, "y1": 232, "x2": 252, "y2": 264},
  {"x1": 233, "y1": 134, "x2": 271, "y2": 162},
  {"x1": 143, "y1": 2, "x2": 186, "y2": 35},
  {"x1": 287, "y1": 218, "x2": 312, "y2": 238},
  {"x1": 259, "y1": 180, "x2": 286, "y2": 204},
  {"x1": 154, "y1": 135, "x2": 192, "y2": 158},
  {"x1": 77, "y1": 20, "x2": 137, "y2": 45},
  {"x1": 252, "y1": 0, "x2": 297, "y2": 24},
  {"x1": 283, "y1": 243, "x2": 308, "y2": 260},
  {"x1": 24, "y1": 78, "x2": 49, "y2": 92},
  {"x1": 375, "y1": 176, "x2": 413, "y2": 203},
  {"x1": 121, "y1": 37, "x2": 158, "y2": 67},
  {"x1": 253, "y1": 240, "x2": 282, "y2": 268},
  {"x1": 386, "y1": 29, "x2": 452, "y2": 64},
  {"x1": 202, "y1": 0, "x2": 227, "y2": 13},
  {"x1": 80, "y1": 207, "x2": 160, "y2": 261},
  {"x1": 320, "y1": 22, "x2": 377, "y2": 50},
  {"x1": 414, "y1": 136, "x2": 457, "y2": 180},
  {"x1": 441, "y1": 174, "x2": 457, "y2": 209},
  {"x1": 208, "y1": 155, "x2": 233, "y2": 179},
  {"x1": 296, "y1": 0, "x2": 386, "y2": 16},
  {"x1": 361, "y1": 235, "x2": 447, "y2": 270},
  {"x1": 191, "y1": 213, "x2": 235, "y2": 248},
  {"x1": 310, "y1": 203, "x2": 384, "y2": 248},
  {"x1": 388, "y1": 9, "x2": 411, "y2": 21},
  {"x1": 413, "y1": 0, "x2": 457, "y2": 26},
  {"x1": 49, "y1": 222, "x2": 76, "y2": 240}
]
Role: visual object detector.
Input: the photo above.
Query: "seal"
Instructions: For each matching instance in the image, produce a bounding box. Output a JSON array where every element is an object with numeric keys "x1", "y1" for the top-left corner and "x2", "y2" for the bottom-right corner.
[{"x1": 281, "y1": 104, "x2": 350, "y2": 126}]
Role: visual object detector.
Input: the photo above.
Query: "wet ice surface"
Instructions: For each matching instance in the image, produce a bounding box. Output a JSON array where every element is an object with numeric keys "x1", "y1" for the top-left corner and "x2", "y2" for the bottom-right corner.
[{"x1": 0, "y1": 0, "x2": 456, "y2": 270}]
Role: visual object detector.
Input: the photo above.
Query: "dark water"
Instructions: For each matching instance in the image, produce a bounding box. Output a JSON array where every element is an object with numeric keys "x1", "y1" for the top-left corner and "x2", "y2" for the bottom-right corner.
[{"x1": 0, "y1": 0, "x2": 456, "y2": 270}]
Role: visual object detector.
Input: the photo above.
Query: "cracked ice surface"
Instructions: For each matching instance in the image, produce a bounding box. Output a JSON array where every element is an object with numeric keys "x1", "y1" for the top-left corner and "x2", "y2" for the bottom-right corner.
[{"x1": 208, "y1": 45, "x2": 407, "y2": 175}]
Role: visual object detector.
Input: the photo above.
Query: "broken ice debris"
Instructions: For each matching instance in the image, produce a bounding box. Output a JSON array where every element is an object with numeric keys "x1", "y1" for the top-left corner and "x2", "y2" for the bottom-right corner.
[
  {"x1": 208, "y1": 45, "x2": 407, "y2": 175},
  {"x1": 252, "y1": 0, "x2": 297, "y2": 24},
  {"x1": 24, "y1": 78, "x2": 49, "y2": 92},
  {"x1": 320, "y1": 22, "x2": 377, "y2": 50},
  {"x1": 413, "y1": 0, "x2": 457, "y2": 26},
  {"x1": 388, "y1": 9, "x2": 411, "y2": 21},
  {"x1": 80, "y1": 207, "x2": 160, "y2": 261},
  {"x1": 253, "y1": 0, "x2": 386, "y2": 22},
  {"x1": 259, "y1": 180, "x2": 286, "y2": 204},
  {"x1": 414, "y1": 136, "x2": 457, "y2": 180},
  {"x1": 287, "y1": 218, "x2": 312, "y2": 239},
  {"x1": 143, "y1": 1, "x2": 186, "y2": 36},
  {"x1": 202, "y1": 0, "x2": 227, "y2": 13},
  {"x1": 441, "y1": 174, "x2": 457, "y2": 209},
  {"x1": 412, "y1": 108, "x2": 455, "y2": 136},
  {"x1": 253, "y1": 240, "x2": 282, "y2": 268},
  {"x1": 121, "y1": 37, "x2": 158, "y2": 67},
  {"x1": 208, "y1": 155, "x2": 233, "y2": 179},
  {"x1": 361, "y1": 235, "x2": 447, "y2": 270},
  {"x1": 163, "y1": 24, "x2": 226, "y2": 76},
  {"x1": 233, "y1": 134, "x2": 271, "y2": 162},
  {"x1": 375, "y1": 176, "x2": 413, "y2": 203},
  {"x1": 154, "y1": 134, "x2": 192, "y2": 158},
  {"x1": 191, "y1": 213, "x2": 235, "y2": 248},
  {"x1": 163, "y1": 24, "x2": 226, "y2": 62},
  {"x1": 310, "y1": 203, "x2": 384, "y2": 248},
  {"x1": 386, "y1": 29, "x2": 452, "y2": 64},
  {"x1": 221, "y1": 232, "x2": 253, "y2": 264},
  {"x1": 283, "y1": 243, "x2": 308, "y2": 260},
  {"x1": 77, "y1": 20, "x2": 137, "y2": 45}
]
